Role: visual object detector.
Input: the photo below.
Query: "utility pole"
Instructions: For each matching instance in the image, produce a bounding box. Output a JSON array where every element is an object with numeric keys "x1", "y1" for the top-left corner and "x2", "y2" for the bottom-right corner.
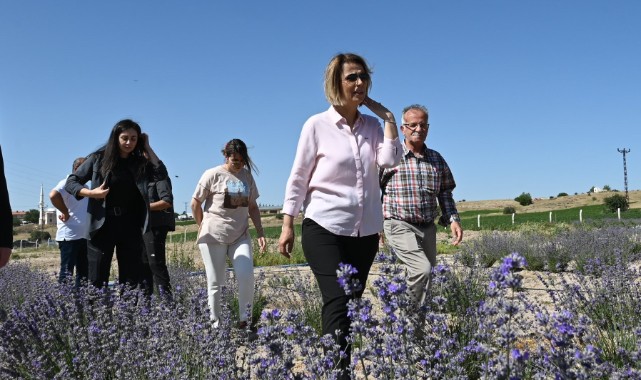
[{"x1": 617, "y1": 148, "x2": 631, "y2": 202}]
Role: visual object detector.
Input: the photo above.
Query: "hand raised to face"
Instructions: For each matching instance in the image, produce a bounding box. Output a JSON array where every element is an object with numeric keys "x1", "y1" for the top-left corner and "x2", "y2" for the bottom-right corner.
[{"x1": 362, "y1": 97, "x2": 395, "y2": 123}]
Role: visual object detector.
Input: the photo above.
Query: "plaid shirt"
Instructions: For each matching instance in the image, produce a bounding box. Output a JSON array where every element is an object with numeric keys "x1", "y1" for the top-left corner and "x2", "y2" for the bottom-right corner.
[{"x1": 381, "y1": 144, "x2": 459, "y2": 226}]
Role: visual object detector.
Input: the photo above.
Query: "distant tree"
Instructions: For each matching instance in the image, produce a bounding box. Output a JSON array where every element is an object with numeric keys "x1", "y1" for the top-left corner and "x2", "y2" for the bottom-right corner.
[
  {"x1": 24, "y1": 209, "x2": 40, "y2": 224},
  {"x1": 603, "y1": 184, "x2": 611, "y2": 191},
  {"x1": 30, "y1": 230, "x2": 51, "y2": 241},
  {"x1": 514, "y1": 192, "x2": 533, "y2": 206},
  {"x1": 12, "y1": 216, "x2": 20, "y2": 226},
  {"x1": 557, "y1": 192, "x2": 568, "y2": 197},
  {"x1": 603, "y1": 194, "x2": 629, "y2": 213},
  {"x1": 588, "y1": 186, "x2": 595, "y2": 193},
  {"x1": 503, "y1": 206, "x2": 516, "y2": 214}
]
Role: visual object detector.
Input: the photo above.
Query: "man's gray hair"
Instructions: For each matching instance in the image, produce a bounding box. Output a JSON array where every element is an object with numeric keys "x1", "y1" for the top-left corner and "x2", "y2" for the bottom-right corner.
[{"x1": 402, "y1": 104, "x2": 429, "y2": 122}]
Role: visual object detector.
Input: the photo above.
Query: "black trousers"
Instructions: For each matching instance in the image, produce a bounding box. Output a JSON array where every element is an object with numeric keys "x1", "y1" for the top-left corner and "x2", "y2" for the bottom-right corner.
[
  {"x1": 301, "y1": 218, "x2": 378, "y2": 375},
  {"x1": 141, "y1": 226, "x2": 171, "y2": 296},
  {"x1": 87, "y1": 215, "x2": 144, "y2": 288}
]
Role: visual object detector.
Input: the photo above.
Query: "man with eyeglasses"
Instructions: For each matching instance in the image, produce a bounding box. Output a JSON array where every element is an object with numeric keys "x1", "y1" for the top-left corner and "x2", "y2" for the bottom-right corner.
[{"x1": 380, "y1": 104, "x2": 463, "y2": 323}]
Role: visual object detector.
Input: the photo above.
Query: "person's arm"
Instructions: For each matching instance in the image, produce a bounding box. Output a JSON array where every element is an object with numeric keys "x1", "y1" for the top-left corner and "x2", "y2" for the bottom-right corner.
[
  {"x1": 0, "y1": 248, "x2": 10, "y2": 268},
  {"x1": 449, "y1": 221, "x2": 463, "y2": 246},
  {"x1": 77, "y1": 185, "x2": 109, "y2": 199},
  {"x1": 150, "y1": 200, "x2": 172, "y2": 211},
  {"x1": 49, "y1": 189, "x2": 70, "y2": 222},
  {"x1": 248, "y1": 199, "x2": 266, "y2": 254},
  {"x1": 0, "y1": 146, "x2": 12, "y2": 268},
  {"x1": 363, "y1": 97, "x2": 402, "y2": 168},
  {"x1": 141, "y1": 133, "x2": 160, "y2": 166},
  {"x1": 151, "y1": 178, "x2": 173, "y2": 211},
  {"x1": 277, "y1": 214, "x2": 294, "y2": 259},
  {"x1": 362, "y1": 97, "x2": 399, "y2": 139},
  {"x1": 191, "y1": 198, "x2": 204, "y2": 226},
  {"x1": 278, "y1": 119, "x2": 318, "y2": 259},
  {"x1": 436, "y1": 155, "x2": 463, "y2": 245},
  {"x1": 66, "y1": 154, "x2": 110, "y2": 200}
]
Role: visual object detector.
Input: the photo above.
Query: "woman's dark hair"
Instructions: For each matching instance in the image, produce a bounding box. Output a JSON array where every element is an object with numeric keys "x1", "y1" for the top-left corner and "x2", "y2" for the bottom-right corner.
[
  {"x1": 222, "y1": 139, "x2": 258, "y2": 174},
  {"x1": 98, "y1": 119, "x2": 146, "y2": 177}
]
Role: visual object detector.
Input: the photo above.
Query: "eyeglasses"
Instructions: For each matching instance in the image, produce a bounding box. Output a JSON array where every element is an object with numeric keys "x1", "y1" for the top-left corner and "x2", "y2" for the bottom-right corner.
[
  {"x1": 402, "y1": 122, "x2": 429, "y2": 131},
  {"x1": 343, "y1": 72, "x2": 370, "y2": 82}
]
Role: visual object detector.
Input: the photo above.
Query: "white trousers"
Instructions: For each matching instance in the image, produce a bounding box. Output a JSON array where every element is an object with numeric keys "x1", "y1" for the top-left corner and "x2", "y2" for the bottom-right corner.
[{"x1": 198, "y1": 236, "x2": 254, "y2": 325}]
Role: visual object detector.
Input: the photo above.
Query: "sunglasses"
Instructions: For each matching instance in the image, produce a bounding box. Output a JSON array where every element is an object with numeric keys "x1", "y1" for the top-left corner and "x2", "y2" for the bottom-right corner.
[
  {"x1": 402, "y1": 122, "x2": 429, "y2": 131},
  {"x1": 343, "y1": 72, "x2": 370, "y2": 82}
]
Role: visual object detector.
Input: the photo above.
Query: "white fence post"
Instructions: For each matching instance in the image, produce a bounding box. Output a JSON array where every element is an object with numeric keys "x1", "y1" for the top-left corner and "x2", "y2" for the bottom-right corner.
[
  {"x1": 477, "y1": 214, "x2": 481, "y2": 228},
  {"x1": 579, "y1": 209, "x2": 583, "y2": 223},
  {"x1": 512, "y1": 213, "x2": 515, "y2": 225},
  {"x1": 618, "y1": 208, "x2": 621, "y2": 220},
  {"x1": 549, "y1": 211, "x2": 552, "y2": 223}
]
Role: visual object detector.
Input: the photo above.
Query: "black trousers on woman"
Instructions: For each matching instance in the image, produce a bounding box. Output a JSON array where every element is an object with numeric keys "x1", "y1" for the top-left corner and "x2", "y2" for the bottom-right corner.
[
  {"x1": 301, "y1": 218, "x2": 378, "y2": 378},
  {"x1": 87, "y1": 214, "x2": 144, "y2": 288},
  {"x1": 141, "y1": 226, "x2": 171, "y2": 296}
]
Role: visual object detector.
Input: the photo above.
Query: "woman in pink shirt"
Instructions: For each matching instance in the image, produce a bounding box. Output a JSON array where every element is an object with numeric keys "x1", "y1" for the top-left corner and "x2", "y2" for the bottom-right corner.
[{"x1": 278, "y1": 53, "x2": 402, "y2": 377}]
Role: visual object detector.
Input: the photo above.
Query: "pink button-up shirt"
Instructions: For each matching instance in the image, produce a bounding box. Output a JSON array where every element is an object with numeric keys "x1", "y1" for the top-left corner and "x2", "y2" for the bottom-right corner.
[{"x1": 282, "y1": 106, "x2": 402, "y2": 237}]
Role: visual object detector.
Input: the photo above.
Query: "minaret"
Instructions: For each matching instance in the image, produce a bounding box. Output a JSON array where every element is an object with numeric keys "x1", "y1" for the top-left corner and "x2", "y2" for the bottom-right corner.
[{"x1": 39, "y1": 184, "x2": 46, "y2": 227}]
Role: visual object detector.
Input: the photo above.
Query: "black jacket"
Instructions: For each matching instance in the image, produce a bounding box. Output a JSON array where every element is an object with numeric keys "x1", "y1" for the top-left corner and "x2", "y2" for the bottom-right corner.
[
  {"x1": 65, "y1": 152, "x2": 168, "y2": 237},
  {"x1": 148, "y1": 175, "x2": 175, "y2": 231}
]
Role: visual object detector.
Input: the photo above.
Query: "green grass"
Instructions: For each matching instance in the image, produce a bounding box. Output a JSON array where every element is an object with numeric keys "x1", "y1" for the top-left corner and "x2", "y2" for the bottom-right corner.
[
  {"x1": 250, "y1": 225, "x2": 307, "y2": 266},
  {"x1": 460, "y1": 204, "x2": 641, "y2": 231},
  {"x1": 458, "y1": 209, "x2": 502, "y2": 217}
]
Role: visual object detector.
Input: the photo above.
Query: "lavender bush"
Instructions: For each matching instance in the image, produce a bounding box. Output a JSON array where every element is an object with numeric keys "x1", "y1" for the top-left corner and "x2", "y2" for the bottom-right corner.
[
  {"x1": 459, "y1": 224, "x2": 641, "y2": 274},
  {"x1": 2, "y1": 222, "x2": 641, "y2": 378},
  {"x1": 264, "y1": 267, "x2": 324, "y2": 335},
  {"x1": 0, "y1": 264, "x2": 239, "y2": 379}
]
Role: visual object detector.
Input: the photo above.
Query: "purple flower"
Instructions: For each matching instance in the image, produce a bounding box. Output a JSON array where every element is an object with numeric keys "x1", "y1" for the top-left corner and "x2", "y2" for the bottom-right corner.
[{"x1": 336, "y1": 262, "x2": 362, "y2": 295}]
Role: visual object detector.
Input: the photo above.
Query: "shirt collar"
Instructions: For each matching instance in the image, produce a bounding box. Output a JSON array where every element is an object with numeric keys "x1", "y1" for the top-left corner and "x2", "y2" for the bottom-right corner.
[
  {"x1": 328, "y1": 106, "x2": 363, "y2": 128},
  {"x1": 402, "y1": 142, "x2": 428, "y2": 158}
]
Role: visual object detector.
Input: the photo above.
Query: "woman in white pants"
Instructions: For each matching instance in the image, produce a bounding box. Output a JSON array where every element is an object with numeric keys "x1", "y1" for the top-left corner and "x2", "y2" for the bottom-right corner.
[{"x1": 191, "y1": 139, "x2": 266, "y2": 328}]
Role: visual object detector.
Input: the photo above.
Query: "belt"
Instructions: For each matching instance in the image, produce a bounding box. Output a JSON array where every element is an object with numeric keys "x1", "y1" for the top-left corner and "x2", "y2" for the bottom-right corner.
[
  {"x1": 106, "y1": 206, "x2": 129, "y2": 216},
  {"x1": 385, "y1": 218, "x2": 433, "y2": 228}
]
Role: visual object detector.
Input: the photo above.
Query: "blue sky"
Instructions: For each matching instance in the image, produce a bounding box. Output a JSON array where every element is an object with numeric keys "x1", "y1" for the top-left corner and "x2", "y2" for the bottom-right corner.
[{"x1": 1, "y1": 1, "x2": 639, "y2": 213}]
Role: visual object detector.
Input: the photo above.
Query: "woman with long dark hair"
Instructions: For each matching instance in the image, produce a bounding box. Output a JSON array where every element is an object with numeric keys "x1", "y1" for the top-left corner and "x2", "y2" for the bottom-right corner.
[
  {"x1": 65, "y1": 119, "x2": 168, "y2": 287},
  {"x1": 191, "y1": 139, "x2": 266, "y2": 328}
]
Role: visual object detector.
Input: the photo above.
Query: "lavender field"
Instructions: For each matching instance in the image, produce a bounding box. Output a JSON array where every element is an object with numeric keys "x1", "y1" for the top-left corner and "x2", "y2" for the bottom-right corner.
[{"x1": 2, "y1": 221, "x2": 641, "y2": 379}]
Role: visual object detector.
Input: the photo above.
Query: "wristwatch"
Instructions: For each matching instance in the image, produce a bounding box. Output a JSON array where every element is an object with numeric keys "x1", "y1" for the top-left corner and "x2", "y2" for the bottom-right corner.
[{"x1": 449, "y1": 215, "x2": 461, "y2": 224}]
